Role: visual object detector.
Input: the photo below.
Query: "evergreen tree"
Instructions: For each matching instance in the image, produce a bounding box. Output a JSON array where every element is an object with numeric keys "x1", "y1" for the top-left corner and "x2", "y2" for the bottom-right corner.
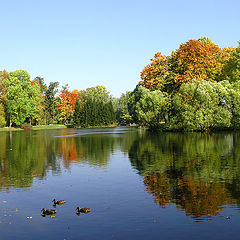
[{"x1": 72, "y1": 97, "x2": 81, "y2": 127}]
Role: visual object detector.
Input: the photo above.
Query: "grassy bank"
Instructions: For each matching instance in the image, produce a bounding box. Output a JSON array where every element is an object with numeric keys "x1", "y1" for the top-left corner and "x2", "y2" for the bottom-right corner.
[
  {"x1": 0, "y1": 124, "x2": 120, "y2": 132},
  {"x1": 32, "y1": 124, "x2": 67, "y2": 130},
  {"x1": 0, "y1": 124, "x2": 67, "y2": 132}
]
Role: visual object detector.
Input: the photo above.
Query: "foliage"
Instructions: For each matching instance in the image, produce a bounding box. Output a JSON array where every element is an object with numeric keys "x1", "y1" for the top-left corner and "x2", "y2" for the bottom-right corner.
[
  {"x1": 45, "y1": 81, "x2": 59, "y2": 124},
  {"x1": 3, "y1": 70, "x2": 38, "y2": 126},
  {"x1": 128, "y1": 130, "x2": 240, "y2": 219},
  {"x1": 31, "y1": 80, "x2": 45, "y2": 124},
  {"x1": 75, "y1": 86, "x2": 116, "y2": 127},
  {"x1": 0, "y1": 103, "x2": 6, "y2": 127},
  {"x1": 116, "y1": 91, "x2": 133, "y2": 125},
  {"x1": 221, "y1": 43, "x2": 240, "y2": 83},
  {"x1": 139, "y1": 38, "x2": 232, "y2": 94},
  {"x1": 171, "y1": 80, "x2": 239, "y2": 131},
  {"x1": 135, "y1": 86, "x2": 169, "y2": 129},
  {"x1": 78, "y1": 98, "x2": 116, "y2": 127},
  {"x1": 128, "y1": 85, "x2": 169, "y2": 129},
  {"x1": 140, "y1": 52, "x2": 169, "y2": 91},
  {"x1": 171, "y1": 39, "x2": 224, "y2": 86},
  {"x1": 0, "y1": 70, "x2": 8, "y2": 105},
  {"x1": 85, "y1": 85, "x2": 111, "y2": 103},
  {"x1": 72, "y1": 96, "x2": 81, "y2": 127},
  {"x1": 58, "y1": 89, "x2": 77, "y2": 123}
]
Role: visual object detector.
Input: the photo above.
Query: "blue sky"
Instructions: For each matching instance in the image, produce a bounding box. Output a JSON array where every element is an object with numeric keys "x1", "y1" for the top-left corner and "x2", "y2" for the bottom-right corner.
[{"x1": 0, "y1": 0, "x2": 239, "y2": 97}]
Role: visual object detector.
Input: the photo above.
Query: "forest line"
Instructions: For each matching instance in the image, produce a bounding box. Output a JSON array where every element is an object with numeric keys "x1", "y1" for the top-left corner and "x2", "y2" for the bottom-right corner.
[{"x1": 1, "y1": 37, "x2": 240, "y2": 131}]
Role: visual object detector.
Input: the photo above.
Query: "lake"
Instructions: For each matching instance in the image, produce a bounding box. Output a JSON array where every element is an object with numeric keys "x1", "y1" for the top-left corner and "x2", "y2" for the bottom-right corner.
[{"x1": 0, "y1": 127, "x2": 240, "y2": 239}]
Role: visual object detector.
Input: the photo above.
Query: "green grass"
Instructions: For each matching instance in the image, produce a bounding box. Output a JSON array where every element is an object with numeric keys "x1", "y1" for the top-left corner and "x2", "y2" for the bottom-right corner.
[
  {"x1": 0, "y1": 127, "x2": 23, "y2": 132},
  {"x1": 0, "y1": 124, "x2": 67, "y2": 132},
  {"x1": 32, "y1": 124, "x2": 67, "y2": 130}
]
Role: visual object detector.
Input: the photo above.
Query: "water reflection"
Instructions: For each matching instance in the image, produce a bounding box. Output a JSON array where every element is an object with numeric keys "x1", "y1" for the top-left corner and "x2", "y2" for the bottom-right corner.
[
  {"x1": 0, "y1": 128, "x2": 128, "y2": 190},
  {"x1": 128, "y1": 131, "x2": 240, "y2": 221},
  {"x1": 1, "y1": 128, "x2": 240, "y2": 222}
]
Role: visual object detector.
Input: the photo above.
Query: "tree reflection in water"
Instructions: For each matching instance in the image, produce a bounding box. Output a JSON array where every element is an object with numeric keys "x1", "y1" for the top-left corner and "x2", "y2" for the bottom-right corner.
[
  {"x1": 128, "y1": 131, "x2": 240, "y2": 221},
  {"x1": 1, "y1": 128, "x2": 240, "y2": 222},
  {"x1": 0, "y1": 128, "x2": 120, "y2": 189}
]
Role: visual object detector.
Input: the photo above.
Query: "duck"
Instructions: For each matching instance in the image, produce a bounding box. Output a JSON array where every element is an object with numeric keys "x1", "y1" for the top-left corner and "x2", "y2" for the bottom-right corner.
[
  {"x1": 52, "y1": 199, "x2": 66, "y2": 205},
  {"x1": 76, "y1": 207, "x2": 91, "y2": 214},
  {"x1": 41, "y1": 208, "x2": 56, "y2": 215}
]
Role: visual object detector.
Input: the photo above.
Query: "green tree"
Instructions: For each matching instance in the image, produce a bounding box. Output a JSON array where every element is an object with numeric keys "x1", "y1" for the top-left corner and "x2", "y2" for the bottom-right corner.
[
  {"x1": 128, "y1": 85, "x2": 169, "y2": 129},
  {"x1": 76, "y1": 86, "x2": 116, "y2": 127},
  {"x1": 72, "y1": 96, "x2": 81, "y2": 127},
  {"x1": 221, "y1": 43, "x2": 240, "y2": 83},
  {"x1": 45, "y1": 81, "x2": 59, "y2": 124},
  {"x1": 116, "y1": 91, "x2": 133, "y2": 125},
  {"x1": 171, "y1": 80, "x2": 237, "y2": 131},
  {"x1": 135, "y1": 86, "x2": 169, "y2": 129},
  {"x1": 3, "y1": 70, "x2": 38, "y2": 127}
]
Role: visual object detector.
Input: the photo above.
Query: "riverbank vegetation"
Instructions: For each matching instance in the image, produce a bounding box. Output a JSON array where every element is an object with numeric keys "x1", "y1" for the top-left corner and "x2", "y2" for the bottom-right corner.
[{"x1": 1, "y1": 37, "x2": 240, "y2": 131}]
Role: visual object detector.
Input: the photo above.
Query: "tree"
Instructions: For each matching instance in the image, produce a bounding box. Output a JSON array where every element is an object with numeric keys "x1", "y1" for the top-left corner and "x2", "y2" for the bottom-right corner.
[
  {"x1": 3, "y1": 70, "x2": 38, "y2": 127},
  {"x1": 139, "y1": 52, "x2": 169, "y2": 91},
  {"x1": 116, "y1": 92, "x2": 133, "y2": 125},
  {"x1": 221, "y1": 43, "x2": 240, "y2": 83},
  {"x1": 171, "y1": 80, "x2": 237, "y2": 131},
  {"x1": 57, "y1": 89, "x2": 77, "y2": 124},
  {"x1": 72, "y1": 96, "x2": 81, "y2": 127},
  {"x1": 170, "y1": 39, "x2": 224, "y2": 86},
  {"x1": 0, "y1": 103, "x2": 6, "y2": 127},
  {"x1": 75, "y1": 86, "x2": 116, "y2": 127},
  {"x1": 85, "y1": 85, "x2": 111, "y2": 103},
  {"x1": 30, "y1": 80, "x2": 45, "y2": 125},
  {"x1": 128, "y1": 85, "x2": 169, "y2": 129},
  {"x1": 45, "y1": 82, "x2": 59, "y2": 124},
  {"x1": 0, "y1": 70, "x2": 8, "y2": 126}
]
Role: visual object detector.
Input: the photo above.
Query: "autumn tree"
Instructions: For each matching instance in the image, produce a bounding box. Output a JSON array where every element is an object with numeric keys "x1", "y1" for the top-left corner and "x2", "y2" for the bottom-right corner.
[
  {"x1": 58, "y1": 88, "x2": 77, "y2": 124},
  {"x1": 170, "y1": 39, "x2": 224, "y2": 86},
  {"x1": 0, "y1": 103, "x2": 6, "y2": 127},
  {"x1": 139, "y1": 38, "x2": 230, "y2": 93},
  {"x1": 140, "y1": 52, "x2": 169, "y2": 91},
  {"x1": 0, "y1": 70, "x2": 8, "y2": 126}
]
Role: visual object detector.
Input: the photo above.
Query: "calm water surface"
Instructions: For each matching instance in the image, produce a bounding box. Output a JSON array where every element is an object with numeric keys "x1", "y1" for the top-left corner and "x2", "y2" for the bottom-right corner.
[{"x1": 0, "y1": 127, "x2": 240, "y2": 239}]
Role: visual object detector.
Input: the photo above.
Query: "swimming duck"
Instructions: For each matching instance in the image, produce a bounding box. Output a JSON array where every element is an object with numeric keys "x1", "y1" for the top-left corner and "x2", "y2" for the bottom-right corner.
[
  {"x1": 41, "y1": 208, "x2": 56, "y2": 215},
  {"x1": 52, "y1": 199, "x2": 66, "y2": 205},
  {"x1": 76, "y1": 207, "x2": 91, "y2": 214}
]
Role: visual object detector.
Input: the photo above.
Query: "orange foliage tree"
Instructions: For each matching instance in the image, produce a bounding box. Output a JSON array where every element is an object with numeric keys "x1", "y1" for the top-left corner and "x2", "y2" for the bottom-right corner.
[
  {"x1": 171, "y1": 39, "x2": 224, "y2": 85},
  {"x1": 58, "y1": 90, "x2": 77, "y2": 123},
  {"x1": 140, "y1": 52, "x2": 169, "y2": 91},
  {"x1": 139, "y1": 38, "x2": 234, "y2": 92}
]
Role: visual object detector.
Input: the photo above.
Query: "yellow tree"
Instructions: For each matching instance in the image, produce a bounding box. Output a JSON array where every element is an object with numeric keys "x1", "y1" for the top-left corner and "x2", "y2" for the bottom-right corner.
[{"x1": 139, "y1": 52, "x2": 169, "y2": 91}]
